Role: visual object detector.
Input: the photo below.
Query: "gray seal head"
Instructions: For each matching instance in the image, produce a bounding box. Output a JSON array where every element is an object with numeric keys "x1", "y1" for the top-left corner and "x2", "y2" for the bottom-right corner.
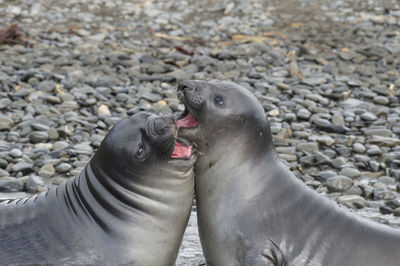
[
  {"x1": 0, "y1": 111, "x2": 196, "y2": 266},
  {"x1": 177, "y1": 80, "x2": 400, "y2": 266}
]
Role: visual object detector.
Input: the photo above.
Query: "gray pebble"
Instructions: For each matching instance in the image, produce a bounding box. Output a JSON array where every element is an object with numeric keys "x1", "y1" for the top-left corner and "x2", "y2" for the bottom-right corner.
[
  {"x1": 53, "y1": 141, "x2": 69, "y2": 151},
  {"x1": 11, "y1": 161, "x2": 33, "y2": 174},
  {"x1": 0, "y1": 98, "x2": 11, "y2": 109},
  {"x1": 9, "y1": 148, "x2": 22, "y2": 158},
  {"x1": 38, "y1": 164, "x2": 56, "y2": 178},
  {"x1": 338, "y1": 195, "x2": 366, "y2": 208},
  {"x1": 56, "y1": 163, "x2": 72, "y2": 173},
  {"x1": 0, "y1": 178, "x2": 24, "y2": 192},
  {"x1": 326, "y1": 175, "x2": 353, "y2": 192},
  {"x1": 361, "y1": 112, "x2": 377, "y2": 121},
  {"x1": 373, "y1": 189, "x2": 396, "y2": 200},
  {"x1": 297, "y1": 108, "x2": 311, "y2": 119},
  {"x1": 296, "y1": 142, "x2": 319, "y2": 154},
  {"x1": 367, "y1": 145, "x2": 382, "y2": 156},
  {"x1": 73, "y1": 143, "x2": 93, "y2": 155},
  {"x1": 29, "y1": 131, "x2": 49, "y2": 143},
  {"x1": 378, "y1": 176, "x2": 395, "y2": 185},
  {"x1": 0, "y1": 116, "x2": 14, "y2": 131},
  {"x1": 25, "y1": 175, "x2": 46, "y2": 193},
  {"x1": 353, "y1": 143, "x2": 366, "y2": 153},
  {"x1": 340, "y1": 168, "x2": 361, "y2": 178},
  {"x1": 318, "y1": 170, "x2": 337, "y2": 181}
]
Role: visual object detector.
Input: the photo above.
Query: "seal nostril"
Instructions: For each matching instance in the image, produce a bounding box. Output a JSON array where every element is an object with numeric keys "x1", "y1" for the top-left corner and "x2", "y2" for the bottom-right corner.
[{"x1": 154, "y1": 119, "x2": 170, "y2": 135}]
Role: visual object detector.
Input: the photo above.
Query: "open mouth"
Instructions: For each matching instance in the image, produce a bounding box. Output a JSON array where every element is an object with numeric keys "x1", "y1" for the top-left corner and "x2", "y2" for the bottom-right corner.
[
  {"x1": 176, "y1": 109, "x2": 199, "y2": 129},
  {"x1": 170, "y1": 110, "x2": 199, "y2": 160},
  {"x1": 171, "y1": 137, "x2": 194, "y2": 159}
]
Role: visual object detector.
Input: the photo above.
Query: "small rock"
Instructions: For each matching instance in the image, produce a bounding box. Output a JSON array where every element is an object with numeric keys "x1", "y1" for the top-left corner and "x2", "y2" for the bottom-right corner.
[
  {"x1": 340, "y1": 168, "x2": 361, "y2": 178},
  {"x1": 0, "y1": 168, "x2": 9, "y2": 177},
  {"x1": 98, "y1": 104, "x2": 111, "y2": 116},
  {"x1": 26, "y1": 175, "x2": 47, "y2": 193},
  {"x1": 373, "y1": 96, "x2": 389, "y2": 105},
  {"x1": 379, "y1": 206, "x2": 393, "y2": 215},
  {"x1": 9, "y1": 148, "x2": 22, "y2": 158},
  {"x1": 378, "y1": 176, "x2": 395, "y2": 185},
  {"x1": 29, "y1": 131, "x2": 49, "y2": 143},
  {"x1": 0, "y1": 116, "x2": 14, "y2": 131},
  {"x1": 315, "y1": 135, "x2": 335, "y2": 146},
  {"x1": 326, "y1": 175, "x2": 353, "y2": 192},
  {"x1": 361, "y1": 112, "x2": 377, "y2": 121},
  {"x1": 331, "y1": 157, "x2": 347, "y2": 169},
  {"x1": 53, "y1": 141, "x2": 69, "y2": 151},
  {"x1": 0, "y1": 178, "x2": 23, "y2": 192},
  {"x1": 73, "y1": 143, "x2": 93, "y2": 155},
  {"x1": 38, "y1": 164, "x2": 55, "y2": 178},
  {"x1": 296, "y1": 142, "x2": 319, "y2": 153},
  {"x1": 318, "y1": 170, "x2": 337, "y2": 181},
  {"x1": 0, "y1": 98, "x2": 11, "y2": 109},
  {"x1": 338, "y1": 195, "x2": 366, "y2": 208},
  {"x1": 393, "y1": 207, "x2": 400, "y2": 217},
  {"x1": 268, "y1": 109, "x2": 280, "y2": 117},
  {"x1": 367, "y1": 145, "x2": 382, "y2": 156},
  {"x1": 373, "y1": 188, "x2": 396, "y2": 200},
  {"x1": 55, "y1": 163, "x2": 72, "y2": 173},
  {"x1": 297, "y1": 108, "x2": 311, "y2": 119},
  {"x1": 332, "y1": 113, "x2": 345, "y2": 126},
  {"x1": 352, "y1": 143, "x2": 366, "y2": 153},
  {"x1": 11, "y1": 162, "x2": 33, "y2": 174}
]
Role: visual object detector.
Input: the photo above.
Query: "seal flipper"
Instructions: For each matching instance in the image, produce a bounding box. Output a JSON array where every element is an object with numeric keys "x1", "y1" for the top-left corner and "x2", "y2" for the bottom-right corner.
[
  {"x1": 238, "y1": 233, "x2": 286, "y2": 266},
  {"x1": 259, "y1": 237, "x2": 286, "y2": 266}
]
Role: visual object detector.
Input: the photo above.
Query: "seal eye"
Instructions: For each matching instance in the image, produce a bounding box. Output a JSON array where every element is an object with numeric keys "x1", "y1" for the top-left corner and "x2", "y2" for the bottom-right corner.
[
  {"x1": 214, "y1": 95, "x2": 224, "y2": 106},
  {"x1": 136, "y1": 143, "x2": 146, "y2": 160}
]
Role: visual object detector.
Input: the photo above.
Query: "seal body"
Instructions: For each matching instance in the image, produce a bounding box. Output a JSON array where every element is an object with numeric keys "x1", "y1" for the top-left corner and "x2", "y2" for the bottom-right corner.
[
  {"x1": 0, "y1": 112, "x2": 196, "y2": 265},
  {"x1": 177, "y1": 80, "x2": 400, "y2": 266}
]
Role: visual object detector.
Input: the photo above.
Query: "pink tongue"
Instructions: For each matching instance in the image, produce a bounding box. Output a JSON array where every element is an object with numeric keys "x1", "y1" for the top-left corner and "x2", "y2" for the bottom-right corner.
[
  {"x1": 171, "y1": 142, "x2": 192, "y2": 159},
  {"x1": 176, "y1": 113, "x2": 199, "y2": 129}
]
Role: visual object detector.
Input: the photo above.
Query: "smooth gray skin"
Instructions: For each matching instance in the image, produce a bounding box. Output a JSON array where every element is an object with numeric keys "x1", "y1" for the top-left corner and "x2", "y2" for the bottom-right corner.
[
  {"x1": 177, "y1": 80, "x2": 400, "y2": 266},
  {"x1": 0, "y1": 112, "x2": 196, "y2": 265}
]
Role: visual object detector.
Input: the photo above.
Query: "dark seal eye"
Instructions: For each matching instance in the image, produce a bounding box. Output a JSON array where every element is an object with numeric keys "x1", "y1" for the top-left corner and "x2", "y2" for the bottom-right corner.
[
  {"x1": 214, "y1": 95, "x2": 224, "y2": 106},
  {"x1": 136, "y1": 143, "x2": 146, "y2": 160}
]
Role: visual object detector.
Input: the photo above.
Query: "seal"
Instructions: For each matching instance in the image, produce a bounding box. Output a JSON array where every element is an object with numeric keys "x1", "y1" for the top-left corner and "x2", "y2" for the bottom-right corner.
[
  {"x1": 0, "y1": 111, "x2": 196, "y2": 265},
  {"x1": 176, "y1": 80, "x2": 400, "y2": 266}
]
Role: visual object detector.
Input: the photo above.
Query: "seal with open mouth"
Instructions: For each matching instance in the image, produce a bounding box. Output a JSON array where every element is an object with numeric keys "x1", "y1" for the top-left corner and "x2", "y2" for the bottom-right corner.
[
  {"x1": 177, "y1": 80, "x2": 400, "y2": 266},
  {"x1": 0, "y1": 112, "x2": 196, "y2": 265}
]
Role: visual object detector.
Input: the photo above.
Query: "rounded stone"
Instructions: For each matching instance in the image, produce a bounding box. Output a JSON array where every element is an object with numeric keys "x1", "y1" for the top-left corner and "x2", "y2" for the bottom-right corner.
[
  {"x1": 9, "y1": 148, "x2": 22, "y2": 158},
  {"x1": 0, "y1": 116, "x2": 14, "y2": 131},
  {"x1": 38, "y1": 164, "x2": 56, "y2": 178},
  {"x1": 29, "y1": 131, "x2": 49, "y2": 143},
  {"x1": 352, "y1": 143, "x2": 366, "y2": 153},
  {"x1": 26, "y1": 175, "x2": 47, "y2": 193},
  {"x1": 367, "y1": 145, "x2": 382, "y2": 156},
  {"x1": 326, "y1": 175, "x2": 353, "y2": 192},
  {"x1": 296, "y1": 142, "x2": 319, "y2": 154},
  {"x1": 297, "y1": 108, "x2": 311, "y2": 119},
  {"x1": 339, "y1": 168, "x2": 361, "y2": 178},
  {"x1": 360, "y1": 112, "x2": 377, "y2": 121},
  {"x1": 338, "y1": 195, "x2": 366, "y2": 208},
  {"x1": 373, "y1": 96, "x2": 389, "y2": 105},
  {"x1": 0, "y1": 177, "x2": 24, "y2": 192},
  {"x1": 55, "y1": 163, "x2": 72, "y2": 173},
  {"x1": 11, "y1": 161, "x2": 33, "y2": 174}
]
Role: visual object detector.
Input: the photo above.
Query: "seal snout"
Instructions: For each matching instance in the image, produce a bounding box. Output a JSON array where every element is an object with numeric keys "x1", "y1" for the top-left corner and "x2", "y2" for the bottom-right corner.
[{"x1": 153, "y1": 117, "x2": 173, "y2": 136}]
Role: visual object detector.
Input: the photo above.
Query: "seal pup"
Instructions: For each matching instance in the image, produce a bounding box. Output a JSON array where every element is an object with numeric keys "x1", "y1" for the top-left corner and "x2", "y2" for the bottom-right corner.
[
  {"x1": 0, "y1": 112, "x2": 196, "y2": 265},
  {"x1": 177, "y1": 80, "x2": 400, "y2": 266}
]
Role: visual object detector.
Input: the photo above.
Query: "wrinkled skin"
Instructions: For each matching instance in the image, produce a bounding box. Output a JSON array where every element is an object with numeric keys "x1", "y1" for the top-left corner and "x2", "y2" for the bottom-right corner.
[
  {"x1": 178, "y1": 80, "x2": 400, "y2": 266},
  {"x1": 0, "y1": 112, "x2": 196, "y2": 266}
]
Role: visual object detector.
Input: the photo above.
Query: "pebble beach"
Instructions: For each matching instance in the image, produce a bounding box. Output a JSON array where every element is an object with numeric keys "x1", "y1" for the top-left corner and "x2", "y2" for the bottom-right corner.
[{"x1": 0, "y1": 0, "x2": 399, "y2": 265}]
